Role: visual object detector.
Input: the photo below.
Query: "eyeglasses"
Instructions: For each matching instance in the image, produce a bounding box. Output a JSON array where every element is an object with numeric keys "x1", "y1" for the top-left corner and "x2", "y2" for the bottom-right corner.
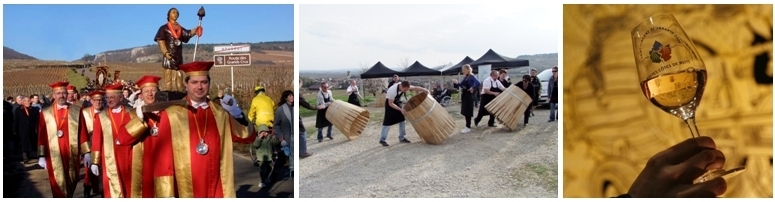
[{"x1": 552, "y1": 70, "x2": 558, "y2": 72}]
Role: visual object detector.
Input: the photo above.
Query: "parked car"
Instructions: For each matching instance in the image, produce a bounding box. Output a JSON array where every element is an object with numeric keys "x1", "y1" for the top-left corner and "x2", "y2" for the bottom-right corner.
[{"x1": 536, "y1": 69, "x2": 553, "y2": 106}]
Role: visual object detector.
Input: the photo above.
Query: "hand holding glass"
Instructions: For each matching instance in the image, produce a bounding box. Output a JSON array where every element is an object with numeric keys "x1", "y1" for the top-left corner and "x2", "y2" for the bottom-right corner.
[{"x1": 631, "y1": 13, "x2": 745, "y2": 184}]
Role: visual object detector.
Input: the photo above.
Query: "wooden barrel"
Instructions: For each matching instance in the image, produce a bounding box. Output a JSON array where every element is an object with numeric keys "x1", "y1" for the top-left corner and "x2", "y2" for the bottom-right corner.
[
  {"x1": 325, "y1": 100, "x2": 370, "y2": 140},
  {"x1": 485, "y1": 85, "x2": 533, "y2": 131},
  {"x1": 403, "y1": 92, "x2": 456, "y2": 144},
  {"x1": 374, "y1": 93, "x2": 386, "y2": 108}
]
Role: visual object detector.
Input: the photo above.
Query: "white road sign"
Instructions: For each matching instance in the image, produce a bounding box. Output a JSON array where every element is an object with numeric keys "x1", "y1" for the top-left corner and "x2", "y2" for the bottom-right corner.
[
  {"x1": 213, "y1": 44, "x2": 251, "y2": 53},
  {"x1": 214, "y1": 54, "x2": 251, "y2": 66}
]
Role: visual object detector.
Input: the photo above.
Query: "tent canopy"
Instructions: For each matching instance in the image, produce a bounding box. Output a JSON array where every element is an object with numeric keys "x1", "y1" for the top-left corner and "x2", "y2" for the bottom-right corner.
[
  {"x1": 441, "y1": 56, "x2": 476, "y2": 75},
  {"x1": 470, "y1": 49, "x2": 529, "y2": 68},
  {"x1": 360, "y1": 61, "x2": 401, "y2": 79},
  {"x1": 401, "y1": 61, "x2": 440, "y2": 77}
]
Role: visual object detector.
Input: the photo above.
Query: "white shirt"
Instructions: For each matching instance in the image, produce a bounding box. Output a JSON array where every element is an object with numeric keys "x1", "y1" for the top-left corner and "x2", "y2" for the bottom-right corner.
[
  {"x1": 385, "y1": 83, "x2": 403, "y2": 101},
  {"x1": 346, "y1": 85, "x2": 360, "y2": 96},
  {"x1": 190, "y1": 100, "x2": 209, "y2": 109},
  {"x1": 111, "y1": 106, "x2": 123, "y2": 113},
  {"x1": 481, "y1": 77, "x2": 506, "y2": 94},
  {"x1": 317, "y1": 90, "x2": 333, "y2": 106}
]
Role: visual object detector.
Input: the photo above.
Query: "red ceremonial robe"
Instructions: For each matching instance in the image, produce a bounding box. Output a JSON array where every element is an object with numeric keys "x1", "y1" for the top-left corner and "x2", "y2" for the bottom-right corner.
[
  {"x1": 37, "y1": 104, "x2": 91, "y2": 198},
  {"x1": 128, "y1": 99, "x2": 255, "y2": 198},
  {"x1": 91, "y1": 106, "x2": 143, "y2": 197},
  {"x1": 115, "y1": 111, "x2": 162, "y2": 198},
  {"x1": 81, "y1": 107, "x2": 99, "y2": 188}
]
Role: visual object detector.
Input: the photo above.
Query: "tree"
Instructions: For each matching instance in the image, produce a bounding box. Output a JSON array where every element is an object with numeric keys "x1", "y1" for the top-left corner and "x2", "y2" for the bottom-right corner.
[
  {"x1": 397, "y1": 57, "x2": 412, "y2": 71},
  {"x1": 300, "y1": 77, "x2": 316, "y2": 88},
  {"x1": 359, "y1": 62, "x2": 385, "y2": 97}
]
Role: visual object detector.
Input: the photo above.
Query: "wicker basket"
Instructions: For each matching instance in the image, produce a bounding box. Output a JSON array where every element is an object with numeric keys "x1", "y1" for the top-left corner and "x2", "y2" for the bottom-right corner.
[
  {"x1": 403, "y1": 92, "x2": 456, "y2": 144},
  {"x1": 485, "y1": 85, "x2": 533, "y2": 131},
  {"x1": 325, "y1": 100, "x2": 370, "y2": 140},
  {"x1": 374, "y1": 93, "x2": 386, "y2": 108}
]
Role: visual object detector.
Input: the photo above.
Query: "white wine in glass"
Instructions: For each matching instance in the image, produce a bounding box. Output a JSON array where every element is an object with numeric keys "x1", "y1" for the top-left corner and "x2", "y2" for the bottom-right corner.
[{"x1": 631, "y1": 13, "x2": 745, "y2": 185}]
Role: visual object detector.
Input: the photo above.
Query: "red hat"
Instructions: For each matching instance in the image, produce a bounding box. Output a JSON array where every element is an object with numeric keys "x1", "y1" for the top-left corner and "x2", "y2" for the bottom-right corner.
[
  {"x1": 67, "y1": 85, "x2": 77, "y2": 92},
  {"x1": 135, "y1": 75, "x2": 162, "y2": 89},
  {"x1": 104, "y1": 83, "x2": 124, "y2": 94},
  {"x1": 179, "y1": 61, "x2": 215, "y2": 77},
  {"x1": 88, "y1": 90, "x2": 105, "y2": 99},
  {"x1": 49, "y1": 81, "x2": 70, "y2": 90}
]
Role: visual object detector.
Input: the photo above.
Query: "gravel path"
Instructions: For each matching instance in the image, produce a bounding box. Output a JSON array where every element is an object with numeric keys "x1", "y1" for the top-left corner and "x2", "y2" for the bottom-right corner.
[{"x1": 300, "y1": 105, "x2": 558, "y2": 198}]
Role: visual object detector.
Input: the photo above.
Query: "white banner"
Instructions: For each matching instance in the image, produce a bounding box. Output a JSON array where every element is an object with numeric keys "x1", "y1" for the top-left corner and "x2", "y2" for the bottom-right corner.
[
  {"x1": 477, "y1": 64, "x2": 491, "y2": 89},
  {"x1": 213, "y1": 44, "x2": 251, "y2": 53}
]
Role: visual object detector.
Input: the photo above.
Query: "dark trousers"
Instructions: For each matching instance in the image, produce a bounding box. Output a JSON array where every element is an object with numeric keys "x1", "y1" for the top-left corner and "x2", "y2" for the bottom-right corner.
[
  {"x1": 317, "y1": 126, "x2": 333, "y2": 140},
  {"x1": 523, "y1": 108, "x2": 531, "y2": 124},
  {"x1": 274, "y1": 150, "x2": 290, "y2": 179},
  {"x1": 22, "y1": 150, "x2": 37, "y2": 161},
  {"x1": 475, "y1": 113, "x2": 496, "y2": 126},
  {"x1": 258, "y1": 160, "x2": 273, "y2": 184}
]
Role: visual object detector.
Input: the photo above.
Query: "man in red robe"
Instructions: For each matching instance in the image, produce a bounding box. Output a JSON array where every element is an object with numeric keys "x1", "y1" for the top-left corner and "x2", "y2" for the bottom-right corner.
[
  {"x1": 89, "y1": 83, "x2": 138, "y2": 197},
  {"x1": 81, "y1": 90, "x2": 105, "y2": 197},
  {"x1": 37, "y1": 81, "x2": 92, "y2": 198},
  {"x1": 123, "y1": 62, "x2": 255, "y2": 197},
  {"x1": 66, "y1": 85, "x2": 82, "y2": 107},
  {"x1": 109, "y1": 75, "x2": 163, "y2": 198}
]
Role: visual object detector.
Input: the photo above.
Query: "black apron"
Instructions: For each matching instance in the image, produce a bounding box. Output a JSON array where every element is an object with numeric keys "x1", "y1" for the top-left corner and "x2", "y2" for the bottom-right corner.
[
  {"x1": 477, "y1": 79, "x2": 503, "y2": 116},
  {"x1": 347, "y1": 86, "x2": 361, "y2": 107},
  {"x1": 459, "y1": 76, "x2": 475, "y2": 117},
  {"x1": 316, "y1": 92, "x2": 333, "y2": 128},
  {"x1": 382, "y1": 86, "x2": 406, "y2": 126}
]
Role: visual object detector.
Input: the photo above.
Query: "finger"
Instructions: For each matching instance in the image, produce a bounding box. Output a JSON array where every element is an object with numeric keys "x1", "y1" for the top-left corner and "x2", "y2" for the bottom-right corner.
[
  {"x1": 655, "y1": 136, "x2": 717, "y2": 165},
  {"x1": 669, "y1": 149, "x2": 726, "y2": 182},
  {"x1": 677, "y1": 177, "x2": 726, "y2": 197}
]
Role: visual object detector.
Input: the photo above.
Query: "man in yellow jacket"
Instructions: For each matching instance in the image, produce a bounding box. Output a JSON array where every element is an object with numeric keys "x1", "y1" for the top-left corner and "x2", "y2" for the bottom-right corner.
[{"x1": 248, "y1": 85, "x2": 275, "y2": 130}]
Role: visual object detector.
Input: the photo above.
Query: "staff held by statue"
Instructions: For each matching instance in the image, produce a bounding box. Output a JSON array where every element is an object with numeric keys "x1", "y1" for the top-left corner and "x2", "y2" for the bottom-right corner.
[{"x1": 193, "y1": 6, "x2": 205, "y2": 61}]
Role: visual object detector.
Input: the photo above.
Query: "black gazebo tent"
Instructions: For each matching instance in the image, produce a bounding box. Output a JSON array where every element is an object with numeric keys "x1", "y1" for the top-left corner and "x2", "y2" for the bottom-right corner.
[
  {"x1": 441, "y1": 56, "x2": 476, "y2": 75},
  {"x1": 401, "y1": 61, "x2": 440, "y2": 77},
  {"x1": 360, "y1": 61, "x2": 402, "y2": 79},
  {"x1": 469, "y1": 49, "x2": 529, "y2": 68}
]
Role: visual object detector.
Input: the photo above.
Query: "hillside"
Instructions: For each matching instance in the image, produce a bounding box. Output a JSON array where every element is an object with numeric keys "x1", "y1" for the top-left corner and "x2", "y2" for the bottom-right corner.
[
  {"x1": 516, "y1": 53, "x2": 558, "y2": 70},
  {"x1": 3, "y1": 46, "x2": 38, "y2": 60},
  {"x1": 88, "y1": 41, "x2": 294, "y2": 64}
]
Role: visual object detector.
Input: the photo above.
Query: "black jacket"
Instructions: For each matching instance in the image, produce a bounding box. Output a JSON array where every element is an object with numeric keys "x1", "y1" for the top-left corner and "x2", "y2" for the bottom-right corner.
[{"x1": 13, "y1": 106, "x2": 39, "y2": 152}]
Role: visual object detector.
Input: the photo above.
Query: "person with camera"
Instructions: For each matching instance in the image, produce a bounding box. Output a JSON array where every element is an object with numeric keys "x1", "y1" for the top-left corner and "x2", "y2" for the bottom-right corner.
[{"x1": 251, "y1": 124, "x2": 279, "y2": 188}]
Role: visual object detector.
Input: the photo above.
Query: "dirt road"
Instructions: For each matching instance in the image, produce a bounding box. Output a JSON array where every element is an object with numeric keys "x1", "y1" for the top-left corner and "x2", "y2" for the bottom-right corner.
[{"x1": 300, "y1": 105, "x2": 558, "y2": 198}]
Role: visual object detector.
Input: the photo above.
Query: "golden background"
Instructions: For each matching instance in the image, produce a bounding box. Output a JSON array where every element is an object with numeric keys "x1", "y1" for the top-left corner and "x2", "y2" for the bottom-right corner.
[{"x1": 563, "y1": 4, "x2": 772, "y2": 197}]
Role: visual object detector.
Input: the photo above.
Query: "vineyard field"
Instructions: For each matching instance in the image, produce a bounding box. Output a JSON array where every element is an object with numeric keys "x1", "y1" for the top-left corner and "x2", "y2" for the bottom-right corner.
[
  {"x1": 3, "y1": 68, "x2": 71, "y2": 97},
  {"x1": 3, "y1": 61, "x2": 294, "y2": 111}
]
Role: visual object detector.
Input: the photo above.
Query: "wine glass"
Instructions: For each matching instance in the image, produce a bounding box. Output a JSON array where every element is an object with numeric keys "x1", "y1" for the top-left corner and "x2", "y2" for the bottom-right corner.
[{"x1": 630, "y1": 13, "x2": 745, "y2": 184}]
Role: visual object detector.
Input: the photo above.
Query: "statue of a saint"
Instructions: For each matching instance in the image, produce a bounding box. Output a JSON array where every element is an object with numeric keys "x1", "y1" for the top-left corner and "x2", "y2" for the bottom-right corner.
[{"x1": 154, "y1": 7, "x2": 202, "y2": 92}]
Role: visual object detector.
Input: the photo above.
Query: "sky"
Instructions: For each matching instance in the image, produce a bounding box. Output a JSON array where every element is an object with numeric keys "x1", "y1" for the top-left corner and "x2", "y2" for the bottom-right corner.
[
  {"x1": 299, "y1": 4, "x2": 559, "y2": 71},
  {"x1": 2, "y1": 4, "x2": 294, "y2": 61}
]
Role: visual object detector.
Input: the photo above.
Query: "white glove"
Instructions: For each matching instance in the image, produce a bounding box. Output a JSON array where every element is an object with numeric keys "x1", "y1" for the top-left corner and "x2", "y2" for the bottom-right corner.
[
  {"x1": 38, "y1": 157, "x2": 46, "y2": 169},
  {"x1": 221, "y1": 95, "x2": 237, "y2": 107},
  {"x1": 222, "y1": 101, "x2": 243, "y2": 118},
  {"x1": 127, "y1": 90, "x2": 142, "y2": 102},
  {"x1": 91, "y1": 164, "x2": 100, "y2": 176},
  {"x1": 281, "y1": 140, "x2": 288, "y2": 147},
  {"x1": 84, "y1": 153, "x2": 91, "y2": 166},
  {"x1": 134, "y1": 100, "x2": 145, "y2": 120}
]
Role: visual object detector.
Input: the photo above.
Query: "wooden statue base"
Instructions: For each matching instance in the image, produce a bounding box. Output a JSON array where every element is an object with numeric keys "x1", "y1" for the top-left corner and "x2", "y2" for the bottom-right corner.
[{"x1": 159, "y1": 91, "x2": 187, "y2": 101}]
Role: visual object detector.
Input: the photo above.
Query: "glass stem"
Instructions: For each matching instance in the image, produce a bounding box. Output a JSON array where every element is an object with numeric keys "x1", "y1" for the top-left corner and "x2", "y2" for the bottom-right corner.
[{"x1": 684, "y1": 117, "x2": 701, "y2": 138}]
